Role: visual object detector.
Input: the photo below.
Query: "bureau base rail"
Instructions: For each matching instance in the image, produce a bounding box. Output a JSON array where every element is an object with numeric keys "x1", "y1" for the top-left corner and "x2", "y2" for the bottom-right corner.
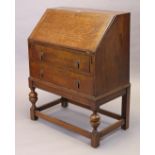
[
  {"x1": 35, "y1": 110, "x2": 92, "y2": 138},
  {"x1": 99, "y1": 119, "x2": 124, "y2": 138},
  {"x1": 37, "y1": 98, "x2": 61, "y2": 111}
]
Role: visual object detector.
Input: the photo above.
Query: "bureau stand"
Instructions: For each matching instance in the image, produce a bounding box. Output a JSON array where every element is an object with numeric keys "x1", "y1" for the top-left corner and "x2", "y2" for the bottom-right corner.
[{"x1": 29, "y1": 79, "x2": 130, "y2": 148}]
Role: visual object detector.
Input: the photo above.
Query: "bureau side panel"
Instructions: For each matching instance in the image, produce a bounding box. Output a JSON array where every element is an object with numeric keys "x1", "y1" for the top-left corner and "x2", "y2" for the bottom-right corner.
[{"x1": 95, "y1": 13, "x2": 130, "y2": 96}]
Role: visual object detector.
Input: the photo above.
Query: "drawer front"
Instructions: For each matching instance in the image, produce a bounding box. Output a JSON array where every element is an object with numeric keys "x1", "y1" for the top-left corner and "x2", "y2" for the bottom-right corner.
[
  {"x1": 30, "y1": 44, "x2": 91, "y2": 74},
  {"x1": 30, "y1": 62, "x2": 93, "y2": 95}
]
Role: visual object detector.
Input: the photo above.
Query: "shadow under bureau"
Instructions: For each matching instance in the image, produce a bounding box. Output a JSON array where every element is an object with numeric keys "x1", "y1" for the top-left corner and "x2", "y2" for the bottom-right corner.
[{"x1": 28, "y1": 8, "x2": 130, "y2": 148}]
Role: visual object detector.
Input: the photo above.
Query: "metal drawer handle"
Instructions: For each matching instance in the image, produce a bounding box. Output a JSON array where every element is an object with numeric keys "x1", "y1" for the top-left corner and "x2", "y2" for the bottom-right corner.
[
  {"x1": 75, "y1": 80, "x2": 80, "y2": 89},
  {"x1": 74, "y1": 60, "x2": 80, "y2": 69},
  {"x1": 40, "y1": 51, "x2": 44, "y2": 61},
  {"x1": 40, "y1": 69, "x2": 44, "y2": 78}
]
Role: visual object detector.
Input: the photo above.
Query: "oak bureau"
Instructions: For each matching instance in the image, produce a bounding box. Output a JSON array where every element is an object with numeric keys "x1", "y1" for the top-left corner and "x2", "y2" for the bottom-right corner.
[{"x1": 28, "y1": 8, "x2": 131, "y2": 148}]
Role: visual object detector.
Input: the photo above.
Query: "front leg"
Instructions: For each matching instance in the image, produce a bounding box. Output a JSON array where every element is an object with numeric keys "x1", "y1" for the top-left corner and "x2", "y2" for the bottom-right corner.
[
  {"x1": 90, "y1": 111, "x2": 101, "y2": 148},
  {"x1": 29, "y1": 88, "x2": 38, "y2": 120}
]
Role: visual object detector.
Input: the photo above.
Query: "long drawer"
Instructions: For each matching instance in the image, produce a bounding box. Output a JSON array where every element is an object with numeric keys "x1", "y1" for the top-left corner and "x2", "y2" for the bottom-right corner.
[
  {"x1": 30, "y1": 62, "x2": 93, "y2": 95},
  {"x1": 29, "y1": 44, "x2": 91, "y2": 74}
]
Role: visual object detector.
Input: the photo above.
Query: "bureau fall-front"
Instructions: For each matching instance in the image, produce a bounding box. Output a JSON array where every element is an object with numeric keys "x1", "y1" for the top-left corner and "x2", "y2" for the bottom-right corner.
[{"x1": 28, "y1": 8, "x2": 131, "y2": 148}]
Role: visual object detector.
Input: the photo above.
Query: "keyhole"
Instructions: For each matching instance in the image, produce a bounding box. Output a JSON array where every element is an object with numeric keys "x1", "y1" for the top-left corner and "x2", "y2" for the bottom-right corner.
[
  {"x1": 40, "y1": 51, "x2": 44, "y2": 61},
  {"x1": 75, "y1": 60, "x2": 80, "y2": 69},
  {"x1": 77, "y1": 62, "x2": 80, "y2": 69},
  {"x1": 75, "y1": 80, "x2": 80, "y2": 89},
  {"x1": 77, "y1": 81, "x2": 80, "y2": 89}
]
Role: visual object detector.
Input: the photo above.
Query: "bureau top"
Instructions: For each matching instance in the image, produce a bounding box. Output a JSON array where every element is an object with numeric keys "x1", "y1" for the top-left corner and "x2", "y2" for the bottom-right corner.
[{"x1": 29, "y1": 7, "x2": 129, "y2": 53}]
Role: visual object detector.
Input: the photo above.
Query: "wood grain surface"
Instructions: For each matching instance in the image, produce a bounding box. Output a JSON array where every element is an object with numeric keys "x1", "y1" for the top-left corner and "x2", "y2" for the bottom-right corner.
[{"x1": 28, "y1": 8, "x2": 131, "y2": 148}]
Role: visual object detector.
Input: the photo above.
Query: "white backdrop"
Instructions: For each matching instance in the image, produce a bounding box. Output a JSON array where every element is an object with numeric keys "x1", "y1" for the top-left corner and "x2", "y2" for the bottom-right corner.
[{"x1": 16, "y1": 1, "x2": 139, "y2": 155}]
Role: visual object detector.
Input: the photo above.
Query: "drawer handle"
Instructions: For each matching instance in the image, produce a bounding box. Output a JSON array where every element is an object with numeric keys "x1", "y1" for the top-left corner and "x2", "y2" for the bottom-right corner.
[
  {"x1": 74, "y1": 60, "x2": 80, "y2": 69},
  {"x1": 75, "y1": 80, "x2": 80, "y2": 89},
  {"x1": 40, "y1": 51, "x2": 44, "y2": 61},
  {"x1": 40, "y1": 69, "x2": 44, "y2": 78}
]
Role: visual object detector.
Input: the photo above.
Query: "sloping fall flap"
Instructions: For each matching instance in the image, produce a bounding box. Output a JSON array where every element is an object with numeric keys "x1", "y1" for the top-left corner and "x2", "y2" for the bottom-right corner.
[{"x1": 29, "y1": 8, "x2": 125, "y2": 53}]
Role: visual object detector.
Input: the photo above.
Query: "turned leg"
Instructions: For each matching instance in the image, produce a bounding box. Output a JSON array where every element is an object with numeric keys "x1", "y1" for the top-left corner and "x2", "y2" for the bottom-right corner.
[
  {"x1": 90, "y1": 111, "x2": 101, "y2": 148},
  {"x1": 29, "y1": 88, "x2": 38, "y2": 120},
  {"x1": 121, "y1": 86, "x2": 130, "y2": 130},
  {"x1": 61, "y1": 97, "x2": 68, "y2": 108}
]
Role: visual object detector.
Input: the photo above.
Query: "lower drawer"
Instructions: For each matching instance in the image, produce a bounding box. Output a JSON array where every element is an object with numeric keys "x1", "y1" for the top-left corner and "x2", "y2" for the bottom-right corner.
[{"x1": 30, "y1": 62, "x2": 93, "y2": 95}]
